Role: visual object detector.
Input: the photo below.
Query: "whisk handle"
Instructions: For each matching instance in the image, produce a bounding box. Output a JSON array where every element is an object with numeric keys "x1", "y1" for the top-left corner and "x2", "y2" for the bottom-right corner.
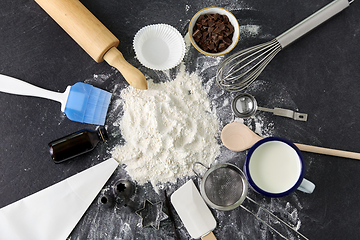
[{"x1": 276, "y1": 0, "x2": 350, "y2": 48}]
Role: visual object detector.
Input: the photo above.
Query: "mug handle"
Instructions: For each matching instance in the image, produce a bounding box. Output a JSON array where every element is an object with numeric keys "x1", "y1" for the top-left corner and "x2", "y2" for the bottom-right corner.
[{"x1": 297, "y1": 178, "x2": 315, "y2": 194}]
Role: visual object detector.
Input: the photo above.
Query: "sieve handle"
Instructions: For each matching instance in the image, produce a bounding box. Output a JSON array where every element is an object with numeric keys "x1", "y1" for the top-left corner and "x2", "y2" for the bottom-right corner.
[
  {"x1": 239, "y1": 205, "x2": 288, "y2": 240},
  {"x1": 192, "y1": 162, "x2": 209, "y2": 179},
  {"x1": 242, "y1": 197, "x2": 309, "y2": 240}
]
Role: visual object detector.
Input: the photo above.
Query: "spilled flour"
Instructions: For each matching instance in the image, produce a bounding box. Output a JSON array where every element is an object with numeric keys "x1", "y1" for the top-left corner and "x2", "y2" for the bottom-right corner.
[{"x1": 111, "y1": 66, "x2": 220, "y2": 187}]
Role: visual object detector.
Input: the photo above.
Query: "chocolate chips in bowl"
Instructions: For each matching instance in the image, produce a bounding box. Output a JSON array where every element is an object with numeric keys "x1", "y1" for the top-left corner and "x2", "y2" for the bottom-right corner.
[
  {"x1": 189, "y1": 7, "x2": 240, "y2": 56},
  {"x1": 193, "y1": 13, "x2": 234, "y2": 53}
]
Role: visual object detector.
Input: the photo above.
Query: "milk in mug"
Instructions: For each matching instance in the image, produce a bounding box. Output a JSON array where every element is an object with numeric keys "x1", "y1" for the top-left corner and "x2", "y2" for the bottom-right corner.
[{"x1": 248, "y1": 140, "x2": 302, "y2": 194}]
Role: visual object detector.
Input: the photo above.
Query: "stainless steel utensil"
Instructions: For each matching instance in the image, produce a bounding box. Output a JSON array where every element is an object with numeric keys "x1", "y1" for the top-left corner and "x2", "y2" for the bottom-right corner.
[
  {"x1": 232, "y1": 93, "x2": 308, "y2": 121},
  {"x1": 112, "y1": 179, "x2": 136, "y2": 209},
  {"x1": 192, "y1": 162, "x2": 309, "y2": 240},
  {"x1": 216, "y1": 0, "x2": 353, "y2": 92},
  {"x1": 98, "y1": 193, "x2": 114, "y2": 208},
  {"x1": 135, "y1": 199, "x2": 168, "y2": 230}
]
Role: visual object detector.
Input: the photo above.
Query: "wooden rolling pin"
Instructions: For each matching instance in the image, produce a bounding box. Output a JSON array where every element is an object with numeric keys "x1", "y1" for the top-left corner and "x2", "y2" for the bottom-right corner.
[{"x1": 35, "y1": 0, "x2": 147, "y2": 90}]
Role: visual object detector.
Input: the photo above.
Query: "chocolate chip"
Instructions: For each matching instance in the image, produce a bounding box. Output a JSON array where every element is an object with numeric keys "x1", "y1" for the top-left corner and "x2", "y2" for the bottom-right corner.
[
  {"x1": 218, "y1": 43, "x2": 227, "y2": 52},
  {"x1": 198, "y1": 15, "x2": 205, "y2": 22},
  {"x1": 193, "y1": 29, "x2": 202, "y2": 40},
  {"x1": 193, "y1": 13, "x2": 235, "y2": 53},
  {"x1": 208, "y1": 20, "x2": 215, "y2": 27},
  {"x1": 223, "y1": 37, "x2": 232, "y2": 45}
]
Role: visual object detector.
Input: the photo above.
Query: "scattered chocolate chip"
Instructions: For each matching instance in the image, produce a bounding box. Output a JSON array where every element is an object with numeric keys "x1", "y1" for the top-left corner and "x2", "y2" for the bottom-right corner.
[{"x1": 193, "y1": 13, "x2": 235, "y2": 53}]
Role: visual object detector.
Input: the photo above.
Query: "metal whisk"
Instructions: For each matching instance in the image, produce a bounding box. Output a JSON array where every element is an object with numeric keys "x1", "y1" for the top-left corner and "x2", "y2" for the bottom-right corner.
[{"x1": 216, "y1": 0, "x2": 354, "y2": 92}]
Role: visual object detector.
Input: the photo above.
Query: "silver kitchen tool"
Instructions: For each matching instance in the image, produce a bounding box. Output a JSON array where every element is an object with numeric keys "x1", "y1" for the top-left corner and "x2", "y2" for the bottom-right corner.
[
  {"x1": 232, "y1": 93, "x2": 308, "y2": 121},
  {"x1": 192, "y1": 162, "x2": 309, "y2": 240},
  {"x1": 112, "y1": 179, "x2": 136, "y2": 208},
  {"x1": 98, "y1": 193, "x2": 115, "y2": 208},
  {"x1": 216, "y1": 0, "x2": 354, "y2": 92},
  {"x1": 135, "y1": 199, "x2": 168, "y2": 230}
]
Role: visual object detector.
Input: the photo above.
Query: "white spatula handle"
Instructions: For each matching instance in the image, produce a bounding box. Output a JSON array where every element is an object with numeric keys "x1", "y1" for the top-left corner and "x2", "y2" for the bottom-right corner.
[
  {"x1": 0, "y1": 74, "x2": 70, "y2": 111},
  {"x1": 276, "y1": 0, "x2": 350, "y2": 48}
]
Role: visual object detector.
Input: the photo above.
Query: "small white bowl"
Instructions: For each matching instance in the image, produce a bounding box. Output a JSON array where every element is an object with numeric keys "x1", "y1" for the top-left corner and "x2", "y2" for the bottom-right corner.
[
  {"x1": 133, "y1": 24, "x2": 186, "y2": 71},
  {"x1": 189, "y1": 6, "x2": 240, "y2": 57}
]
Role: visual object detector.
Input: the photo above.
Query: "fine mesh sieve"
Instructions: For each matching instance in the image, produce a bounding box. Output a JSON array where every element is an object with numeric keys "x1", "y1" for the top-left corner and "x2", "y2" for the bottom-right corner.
[
  {"x1": 192, "y1": 162, "x2": 309, "y2": 240},
  {"x1": 194, "y1": 162, "x2": 247, "y2": 211}
]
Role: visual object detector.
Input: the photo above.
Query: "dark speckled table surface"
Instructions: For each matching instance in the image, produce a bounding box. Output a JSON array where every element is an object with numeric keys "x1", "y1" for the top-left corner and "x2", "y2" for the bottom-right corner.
[{"x1": 0, "y1": 0, "x2": 360, "y2": 239}]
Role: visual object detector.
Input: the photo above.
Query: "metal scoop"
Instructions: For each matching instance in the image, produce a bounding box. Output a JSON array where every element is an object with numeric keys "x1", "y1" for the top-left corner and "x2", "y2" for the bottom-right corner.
[{"x1": 231, "y1": 93, "x2": 308, "y2": 121}]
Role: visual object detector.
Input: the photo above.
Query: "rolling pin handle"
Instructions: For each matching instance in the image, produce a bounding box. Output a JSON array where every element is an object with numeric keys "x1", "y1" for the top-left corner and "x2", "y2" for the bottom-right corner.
[{"x1": 103, "y1": 47, "x2": 148, "y2": 90}]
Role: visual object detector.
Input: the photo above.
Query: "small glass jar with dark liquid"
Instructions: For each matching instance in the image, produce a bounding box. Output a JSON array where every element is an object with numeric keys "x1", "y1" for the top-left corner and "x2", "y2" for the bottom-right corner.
[{"x1": 48, "y1": 126, "x2": 108, "y2": 163}]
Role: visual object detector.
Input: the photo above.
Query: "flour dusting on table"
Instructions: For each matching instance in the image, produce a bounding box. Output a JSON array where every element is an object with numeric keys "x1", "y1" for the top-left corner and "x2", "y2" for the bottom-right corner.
[{"x1": 111, "y1": 65, "x2": 220, "y2": 187}]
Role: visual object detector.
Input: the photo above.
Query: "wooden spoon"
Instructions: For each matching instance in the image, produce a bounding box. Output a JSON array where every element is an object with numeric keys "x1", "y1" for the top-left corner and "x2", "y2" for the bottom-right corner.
[{"x1": 221, "y1": 122, "x2": 360, "y2": 160}]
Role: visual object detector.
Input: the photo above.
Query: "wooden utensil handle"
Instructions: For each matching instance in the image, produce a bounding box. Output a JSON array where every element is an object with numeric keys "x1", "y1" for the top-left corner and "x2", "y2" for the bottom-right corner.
[
  {"x1": 103, "y1": 47, "x2": 148, "y2": 90},
  {"x1": 201, "y1": 231, "x2": 217, "y2": 240},
  {"x1": 34, "y1": 0, "x2": 148, "y2": 90},
  {"x1": 295, "y1": 143, "x2": 360, "y2": 160},
  {"x1": 35, "y1": 0, "x2": 118, "y2": 62}
]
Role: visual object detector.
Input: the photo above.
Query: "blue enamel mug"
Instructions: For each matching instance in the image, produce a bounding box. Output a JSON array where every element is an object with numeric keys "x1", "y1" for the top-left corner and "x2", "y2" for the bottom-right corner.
[{"x1": 244, "y1": 137, "x2": 315, "y2": 198}]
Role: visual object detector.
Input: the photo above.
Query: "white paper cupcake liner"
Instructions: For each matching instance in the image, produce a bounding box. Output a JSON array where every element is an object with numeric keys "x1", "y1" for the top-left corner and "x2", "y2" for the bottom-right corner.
[{"x1": 133, "y1": 24, "x2": 186, "y2": 71}]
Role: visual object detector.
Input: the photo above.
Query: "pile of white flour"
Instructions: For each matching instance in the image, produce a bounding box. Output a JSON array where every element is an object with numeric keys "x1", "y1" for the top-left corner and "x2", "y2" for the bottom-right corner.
[{"x1": 111, "y1": 66, "x2": 220, "y2": 187}]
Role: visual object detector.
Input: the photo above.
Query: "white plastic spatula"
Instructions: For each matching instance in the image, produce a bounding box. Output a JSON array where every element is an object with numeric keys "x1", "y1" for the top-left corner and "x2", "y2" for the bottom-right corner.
[{"x1": 171, "y1": 179, "x2": 217, "y2": 240}]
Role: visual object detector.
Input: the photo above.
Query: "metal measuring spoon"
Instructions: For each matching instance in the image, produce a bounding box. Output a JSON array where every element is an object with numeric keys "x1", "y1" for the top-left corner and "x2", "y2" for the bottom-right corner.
[{"x1": 231, "y1": 93, "x2": 308, "y2": 121}]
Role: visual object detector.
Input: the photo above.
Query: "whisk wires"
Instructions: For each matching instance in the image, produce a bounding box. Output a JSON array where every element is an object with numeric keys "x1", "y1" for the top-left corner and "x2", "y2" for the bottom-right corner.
[{"x1": 216, "y1": 39, "x2": 281, "y2": 92}]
